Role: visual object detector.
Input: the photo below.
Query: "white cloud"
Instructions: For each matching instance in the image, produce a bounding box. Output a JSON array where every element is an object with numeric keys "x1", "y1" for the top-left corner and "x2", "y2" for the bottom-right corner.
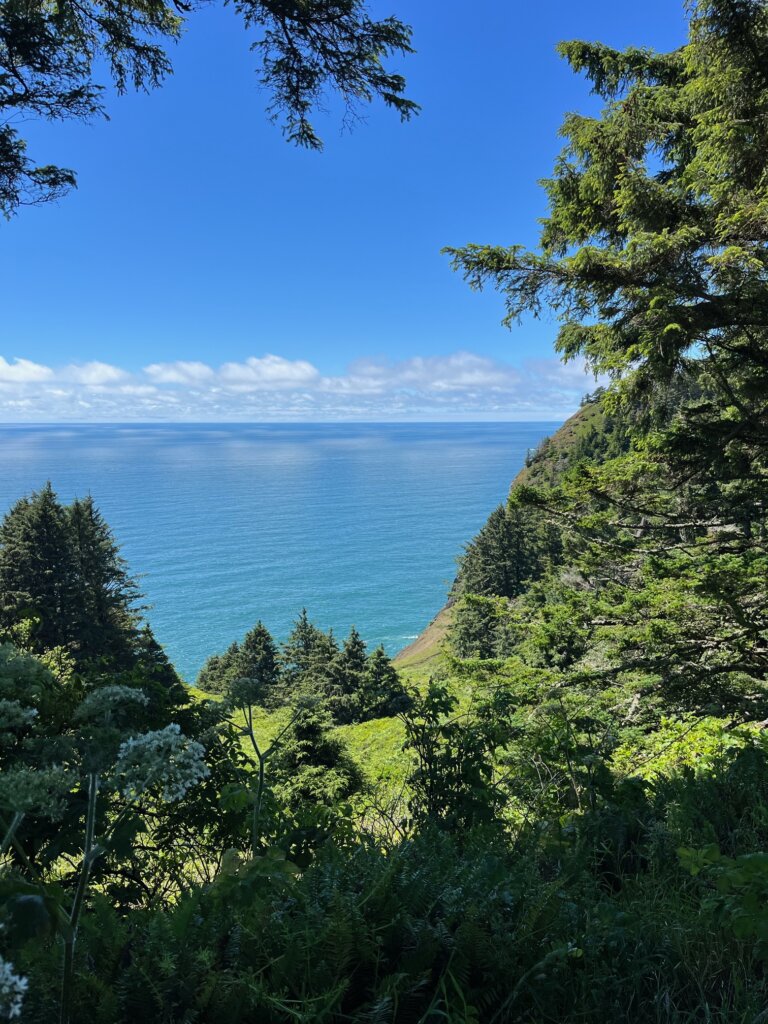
[
  {"x1": 62, "y1": 362, "x2": 128, "y2": 385},
  {"x1": 144, "y1": 361, "x2": 215, "y2": 384},
  {"x1": 0, "y1": 350, "x2": 602, "y2": 422},
  {"x1": 336, "y1": 353, "x2": 522, "y2": 393},
  {"x1": 116, "y1": 384, "x2": 161, "y2": 396},
  {"x1": 219, "y1": 355, "x2": 321, "y2": 390},
  {"x1": 0, "y1": 357, "x2": 53, "y2": 384},
  {"x1": 143, "y1": 355, "x2": 320, "y2": 391}
]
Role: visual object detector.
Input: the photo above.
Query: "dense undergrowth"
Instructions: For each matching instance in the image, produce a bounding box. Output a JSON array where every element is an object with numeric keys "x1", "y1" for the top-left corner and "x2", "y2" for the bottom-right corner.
[{"x1": 3, "y1": 1, "x2": 768, "y2": 1020}]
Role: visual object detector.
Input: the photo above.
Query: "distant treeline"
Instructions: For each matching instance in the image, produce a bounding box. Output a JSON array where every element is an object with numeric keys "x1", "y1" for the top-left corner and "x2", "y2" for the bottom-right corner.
[{"x1": 197, "y1": 611, "x2": 410, "y2": 726}]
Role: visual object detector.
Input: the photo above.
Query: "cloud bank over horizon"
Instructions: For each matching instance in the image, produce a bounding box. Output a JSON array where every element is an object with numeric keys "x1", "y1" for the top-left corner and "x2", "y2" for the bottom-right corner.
[{"x1": 0, "y1": 352, "x2": 601, "y2": 422}]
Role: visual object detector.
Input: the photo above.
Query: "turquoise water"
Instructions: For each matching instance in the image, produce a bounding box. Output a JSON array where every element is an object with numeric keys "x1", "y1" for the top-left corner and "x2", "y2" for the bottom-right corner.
[{"x1": 0, "y1": 423, "x2": 557, "y2": 681}]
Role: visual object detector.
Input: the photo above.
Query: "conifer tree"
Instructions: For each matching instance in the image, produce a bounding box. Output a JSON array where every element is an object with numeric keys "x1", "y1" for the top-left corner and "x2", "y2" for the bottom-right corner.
[
  {"x1": 233, "y1": 621, "x2": 282, "y2": 708},
  {"x1": 197, "y1": 641, "x2": 241, "y2": 694},
  {"x1": 451, "y1": 597, "x2": 505, "y2": 660},
  {"x1": 455, "y1": 503, "x2": 561, "y2": 600},
  {"x1": 1, "y1": 0, "x2": 417, "y2": 217},
  {"x1": 197, "y1": 625, "x2": 281, "y2": 703},
  {"x1": 282, "y1": 609, "x2": 323, "y2": 677},
  {"x1": 328, "y1": 626, "x2": 368, "y2": 724},
  {"x1": 68, "y1": 495, "x2": 141, "y2": 666},
  {"x1": 340, "y1": 626, "x2": 367, "y2": 677},
  {"x1": 270, "y1": 693, "x2": 362, "y2": 811},
  {"x1": 130, "y1": 626, "x2": 187, "y2": 709},
  {"x1": 445, "y1": 0, "x2": 768, "y2": 509},
  {"x1": 281, "y1": 610, "x2": 339, "y2": 693},
  {"x1": 445, "y1": 0, "x2": 768, "y2": 717},
  {"x1": 0, "y1": 486, "x2": 182, "y2": 695},
  {"x1": 0, "y1": 484, "x2": 79, "y2": 652},
  {"x1": 195, "y1": 652, "x2": 226, "y2": 694},
  {"x1": 360, "y1": 645, "x2": 412, "y2": 720}
]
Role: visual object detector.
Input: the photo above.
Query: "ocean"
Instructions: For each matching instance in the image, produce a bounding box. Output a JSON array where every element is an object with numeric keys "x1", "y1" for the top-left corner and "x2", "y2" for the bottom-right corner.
[{"x1": 0, "y1": 422, "x2": 557, "y2": 681}]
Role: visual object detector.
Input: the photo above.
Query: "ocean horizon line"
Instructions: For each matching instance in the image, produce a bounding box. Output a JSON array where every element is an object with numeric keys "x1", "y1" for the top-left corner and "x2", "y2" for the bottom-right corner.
[{"x1": 0, "y1": 417, "x2": 564, "y2": 427}]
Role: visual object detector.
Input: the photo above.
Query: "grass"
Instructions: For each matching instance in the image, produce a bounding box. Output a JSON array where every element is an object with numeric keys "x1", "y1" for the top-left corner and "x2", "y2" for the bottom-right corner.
[{"x1": 189, "y1": 620, "x2": 452, "y2": 798}]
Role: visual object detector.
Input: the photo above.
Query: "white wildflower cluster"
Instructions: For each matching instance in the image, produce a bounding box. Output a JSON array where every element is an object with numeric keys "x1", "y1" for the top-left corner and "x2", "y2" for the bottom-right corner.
[
  {"x1": 227, "y1": 675, "x2": 262, "y2": 709},
  {"x1": 0, "y1": 956, "x2": 27, "y2": 1020},
  {"x1": 0, "y1": 766, "x2": 70, "y2": 819},
  {"x1": 115, "y1": 724, "x2": 210, "y2": 803},
  {"x1": 75, "y1": 685, "x2": 150, "y2": 723}
]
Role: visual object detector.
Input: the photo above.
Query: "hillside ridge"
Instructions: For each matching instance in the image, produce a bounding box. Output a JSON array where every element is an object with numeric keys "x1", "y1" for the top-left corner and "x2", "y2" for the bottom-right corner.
[{"x1": 393, "y1": 400, "x2": 600, "y2": 666}]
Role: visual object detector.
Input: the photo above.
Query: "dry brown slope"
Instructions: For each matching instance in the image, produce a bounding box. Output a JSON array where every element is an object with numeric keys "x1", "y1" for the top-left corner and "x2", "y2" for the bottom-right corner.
[{"x1": 393, "y1": 604, "x2": 453, "y2": 669}]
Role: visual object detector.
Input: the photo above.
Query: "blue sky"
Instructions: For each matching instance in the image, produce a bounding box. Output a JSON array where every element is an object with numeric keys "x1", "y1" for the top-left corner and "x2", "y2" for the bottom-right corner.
[{"x1": 1, "y1": 0, "x2": 687, "y2": 420}]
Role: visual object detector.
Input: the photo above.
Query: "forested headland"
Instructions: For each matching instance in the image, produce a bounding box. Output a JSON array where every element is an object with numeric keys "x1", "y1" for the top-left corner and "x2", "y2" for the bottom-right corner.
[{"x1": 3, "y1": 0, "x2": 768, "y2": 1021}]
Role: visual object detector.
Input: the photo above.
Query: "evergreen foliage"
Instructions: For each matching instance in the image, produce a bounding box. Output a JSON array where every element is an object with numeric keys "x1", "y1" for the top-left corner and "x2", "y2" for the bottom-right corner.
[
  {"x1": 198, "y1": 613, "x2": 410, "y2": 725},
  {"x1": 281, "y1": 607, "x2": 338, "y2": 685},
  {"x1": 270, "y1": 692, "x2": 363, "y2": 811},
  {"x1": 0, "y1": 485, "x2": 181, "y2": 693},
  {"x1": 444, "y1": 0, "x2": 768, "y2": 723},
  {"x1": 360, "y1": 643, "x2": 412, "y2": 720},
  {"x1": 0, "y1": 483, "x2": 79, "y2": 653},
  {"x1": 454, "y1": 501, "x2": 562, "y2": 600},
  {"x1": 0, "y1": 0, "x2": 417, "y2": 216},
  {"x1": 237, "y1": 621, "x2": 279, "y2": 693},
  {"x1": 451, "y1": 593, "x2": 510, "y2": 659},
  {"x1": 202, "y1": 622, "x2": 283, "y2": 706},
  {"x1": 196, "y1": 641, "x2": 241, "y2": 695},
  {"x1": 67, "y1": 496, "x2": 142, "y2": 666}
]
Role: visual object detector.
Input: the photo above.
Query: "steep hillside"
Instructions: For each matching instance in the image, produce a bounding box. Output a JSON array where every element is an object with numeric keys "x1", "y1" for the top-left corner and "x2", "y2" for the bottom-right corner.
[
  {"x1": 394, "y1": 396, "x2": 619, "y2": 667},
  {"x1": 393, "y1": 604, "x2": 452, "y2": 672}
]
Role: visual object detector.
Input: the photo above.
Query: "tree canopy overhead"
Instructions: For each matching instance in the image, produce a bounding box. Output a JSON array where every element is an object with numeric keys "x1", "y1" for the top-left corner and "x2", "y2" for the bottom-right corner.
[{"x1": 0, "y1": 0, "x2": 417, "y2": 217}]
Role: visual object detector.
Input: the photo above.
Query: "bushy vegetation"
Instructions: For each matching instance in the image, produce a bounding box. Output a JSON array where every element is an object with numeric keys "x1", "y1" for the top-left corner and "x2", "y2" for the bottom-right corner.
[{"x1": 3, "y1": 1, "x2": 768, "y2": 1020}]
